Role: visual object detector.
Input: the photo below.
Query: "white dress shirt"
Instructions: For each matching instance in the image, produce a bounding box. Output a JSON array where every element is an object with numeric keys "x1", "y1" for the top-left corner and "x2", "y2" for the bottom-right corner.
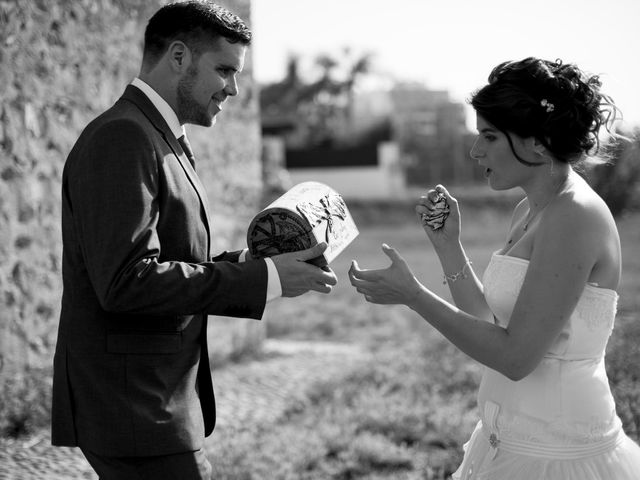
[{"x1": 130, "y1": 78, "x2": 282, "y2": 302}]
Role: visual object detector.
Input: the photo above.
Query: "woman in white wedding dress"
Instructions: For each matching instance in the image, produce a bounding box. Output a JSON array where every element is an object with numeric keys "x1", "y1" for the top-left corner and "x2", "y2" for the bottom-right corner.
[{"x1": 348, "y1": 57, "x2": 640, "y2": 479}]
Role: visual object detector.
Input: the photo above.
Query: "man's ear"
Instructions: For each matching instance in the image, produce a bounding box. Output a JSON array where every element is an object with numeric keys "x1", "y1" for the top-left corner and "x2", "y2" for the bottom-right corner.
[{"x1": 167, "y1": 41, "x2": 191, "y2": 72}]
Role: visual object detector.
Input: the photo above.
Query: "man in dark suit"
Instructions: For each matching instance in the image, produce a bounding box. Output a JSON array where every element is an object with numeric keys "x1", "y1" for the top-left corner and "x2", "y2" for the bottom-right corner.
[{"x1": 51, "y1": 2, "x2": 337, "y2": 478}]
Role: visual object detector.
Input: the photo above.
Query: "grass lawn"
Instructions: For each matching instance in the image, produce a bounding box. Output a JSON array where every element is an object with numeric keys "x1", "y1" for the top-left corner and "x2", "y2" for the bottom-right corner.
[{"x1": 208, "y1": 197, "x2": 640, "y2": 480}]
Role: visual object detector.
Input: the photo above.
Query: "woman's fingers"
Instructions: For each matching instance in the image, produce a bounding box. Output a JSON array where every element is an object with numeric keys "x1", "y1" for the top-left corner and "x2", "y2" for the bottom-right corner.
[
  {"x1": 382, "y1": 244, "x2": 411, "y2": 272},
  {"x1": 416, "y1": 188, "x2": 453, "y2": 227},
  {"x1": 349, "y1": 274, "x2": 374, "y2": 293},
  {"x1": 349, "y1": 262, "x2": 386, "y2": 299},
  {"x1": 417, "y1": 190, "x2": 440, "y2": 210},
  {"x1": 382, "y1": 244, "x2": 404, "y2": 265},
  {"x1": 349, "y1": 261, "x2": 383, "y2": 282},
  {"x1": 435, "y1": 184, "x2": 457, "y2": 206},
  {"x1": 418, "y1": 186, "x2": 454, "y2": 207}
]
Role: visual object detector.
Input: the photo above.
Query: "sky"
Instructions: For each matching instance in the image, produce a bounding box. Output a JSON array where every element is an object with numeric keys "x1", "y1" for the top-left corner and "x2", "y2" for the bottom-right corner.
[{"x1": 251, "y1": 0, "x2": 640, "y2": 129}]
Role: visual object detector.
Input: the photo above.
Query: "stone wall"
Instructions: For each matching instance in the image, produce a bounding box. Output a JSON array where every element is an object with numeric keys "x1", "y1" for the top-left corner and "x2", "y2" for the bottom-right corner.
[
  {"x1": 193, "y1": 0, "x2": 266, "y2": 365},
  {"x1": 0, "y1": 0, "x2": 263, "y2": 432}
]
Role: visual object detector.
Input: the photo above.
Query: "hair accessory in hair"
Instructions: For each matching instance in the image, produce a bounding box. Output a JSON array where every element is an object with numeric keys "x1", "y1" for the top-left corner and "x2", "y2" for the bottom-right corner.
[{"x1": 540, "y1": 99, "x2": 555, "y2": 113}]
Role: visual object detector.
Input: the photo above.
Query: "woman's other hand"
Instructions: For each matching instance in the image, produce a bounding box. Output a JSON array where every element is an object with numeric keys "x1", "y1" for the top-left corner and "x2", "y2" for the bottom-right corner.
[
  {"x1": 349, "y1": 244, "x2": 422, "y2": 307},
  {"x1": 415, "y1": 184, "x2": 461, "y2": 250}
]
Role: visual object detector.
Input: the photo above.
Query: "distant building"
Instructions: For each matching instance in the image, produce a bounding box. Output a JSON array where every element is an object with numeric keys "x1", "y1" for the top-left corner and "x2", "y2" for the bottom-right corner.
[
  {"x1": 260, "y1": 60, "x2": 404, "y2": 200},
  {"x1": 259, "y1": 70, "x2": 479, "y2": 202},
  {"x1": 387, "y1": 83, "x2": 474, "y2": 185},
  {"x1": 344, "y1": 83, "x2": 480, "y2": 186},
  {"x1": 283, "y1": 141, "x2": 404, "y2": 200}
]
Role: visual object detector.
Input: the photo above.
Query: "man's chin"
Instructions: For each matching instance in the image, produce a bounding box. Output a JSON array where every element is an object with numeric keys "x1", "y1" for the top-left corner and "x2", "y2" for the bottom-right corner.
[
  {"x1": 200, "y1": 111, "x2": 218, "y2": 127},
  {"x1": 187, "y1": 115, "x2": 217, "y2": 128}
]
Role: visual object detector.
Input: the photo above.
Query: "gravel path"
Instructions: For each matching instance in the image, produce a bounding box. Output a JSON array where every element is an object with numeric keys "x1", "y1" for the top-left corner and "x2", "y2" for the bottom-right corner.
[{"x1": 0, "y1": 340, "x2": 370, "y2": 480}]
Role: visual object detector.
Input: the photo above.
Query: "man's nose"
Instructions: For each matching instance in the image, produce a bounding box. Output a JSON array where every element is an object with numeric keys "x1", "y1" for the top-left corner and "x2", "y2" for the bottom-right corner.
[{"x1": 225, "y1": 76, "x2": 239, "y2": 96}]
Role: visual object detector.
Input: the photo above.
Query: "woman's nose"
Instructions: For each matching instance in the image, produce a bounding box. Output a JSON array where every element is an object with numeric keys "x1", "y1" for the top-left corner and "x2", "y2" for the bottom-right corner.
[{"x1": 469, "y1": 144, "x2": 483, "y2": 160}]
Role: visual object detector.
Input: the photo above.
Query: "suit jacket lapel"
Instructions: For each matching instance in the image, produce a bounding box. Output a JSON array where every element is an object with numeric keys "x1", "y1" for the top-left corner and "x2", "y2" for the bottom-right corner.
[
  {"x1": 121, "y1": 86, "x2": 213, "y2": 256},
  {"x1": 162, "y1": 133, "x2": 214, "y2": 249}
]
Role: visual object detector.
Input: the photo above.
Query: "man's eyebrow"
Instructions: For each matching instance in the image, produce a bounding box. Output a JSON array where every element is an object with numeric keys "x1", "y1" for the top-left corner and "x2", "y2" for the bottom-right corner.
[{"x1": 478, "y1": 127, "x2": 497, "y2": 133}]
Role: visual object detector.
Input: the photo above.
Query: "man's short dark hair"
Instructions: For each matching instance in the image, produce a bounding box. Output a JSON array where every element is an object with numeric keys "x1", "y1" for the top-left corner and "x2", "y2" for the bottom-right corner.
[{"x1": 142, "y1": 1, "x2": 251, "y2": 68}]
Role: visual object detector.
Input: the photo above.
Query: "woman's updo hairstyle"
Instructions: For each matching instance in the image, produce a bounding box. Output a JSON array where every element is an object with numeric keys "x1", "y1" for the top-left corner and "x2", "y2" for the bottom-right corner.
[{"x1": 470, "y1": 57, "x2": 620, "y2": 165}]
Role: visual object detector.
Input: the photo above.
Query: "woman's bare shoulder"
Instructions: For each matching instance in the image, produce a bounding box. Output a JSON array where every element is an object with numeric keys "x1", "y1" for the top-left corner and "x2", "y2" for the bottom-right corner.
[
  {"x1": 538, "y1": 176, "x2": 619, "y2": 263},
  {"x1": 553, "y1": 177, "x2": 615, "y2": 230}
]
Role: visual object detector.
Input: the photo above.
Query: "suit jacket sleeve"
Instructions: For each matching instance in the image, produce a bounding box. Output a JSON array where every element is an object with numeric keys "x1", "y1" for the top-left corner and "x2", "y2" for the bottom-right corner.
[
  {"x1": 67, "y1": 119, "x2": 267, "y2": 318},
  {"x1": 212, "y1": 250, "x2": 242, "y2": 263}
]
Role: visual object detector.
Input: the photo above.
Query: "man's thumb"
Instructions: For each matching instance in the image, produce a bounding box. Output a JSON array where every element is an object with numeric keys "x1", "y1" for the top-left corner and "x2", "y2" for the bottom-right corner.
[{"x1": 297, "y1": 242, "x2": 328, "y2": 261}]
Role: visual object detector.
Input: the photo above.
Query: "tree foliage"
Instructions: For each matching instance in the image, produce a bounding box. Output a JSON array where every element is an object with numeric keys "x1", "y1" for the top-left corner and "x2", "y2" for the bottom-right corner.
[{"x1": 589, "y1": 127, "x2": 640, "y2": 216}]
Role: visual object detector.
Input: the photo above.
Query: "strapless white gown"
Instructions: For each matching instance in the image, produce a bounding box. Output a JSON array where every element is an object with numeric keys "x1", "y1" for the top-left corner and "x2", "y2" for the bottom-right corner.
[{"x1": 452, "y1": 253, "x2": 640, "y2": 480}]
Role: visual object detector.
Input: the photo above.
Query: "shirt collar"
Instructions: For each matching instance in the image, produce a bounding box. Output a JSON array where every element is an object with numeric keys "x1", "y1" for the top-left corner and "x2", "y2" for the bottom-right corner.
[{"x1": 130, "y1": 77, "x2": 186, "y2": 139}]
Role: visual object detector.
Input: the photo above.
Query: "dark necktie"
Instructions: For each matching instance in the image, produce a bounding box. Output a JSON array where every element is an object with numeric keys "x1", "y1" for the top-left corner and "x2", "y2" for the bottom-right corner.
[{"x1": 178, "y1": 134, "x2": 196, "y2": 169}]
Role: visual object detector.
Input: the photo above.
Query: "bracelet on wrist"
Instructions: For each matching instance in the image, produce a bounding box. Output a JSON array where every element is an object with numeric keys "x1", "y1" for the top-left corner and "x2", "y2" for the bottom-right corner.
[{"x1": 443, "y1": 259, "x2": 472, "y2": 284}]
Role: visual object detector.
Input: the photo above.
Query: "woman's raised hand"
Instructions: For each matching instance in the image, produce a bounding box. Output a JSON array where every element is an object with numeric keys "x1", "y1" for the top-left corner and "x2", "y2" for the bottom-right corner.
[
  {"x1": 349, "y1": 244, "x2": 422, "y2": 307},
  {"x1": 415, "y1": 184, "x2": 461, "y2": 249}
]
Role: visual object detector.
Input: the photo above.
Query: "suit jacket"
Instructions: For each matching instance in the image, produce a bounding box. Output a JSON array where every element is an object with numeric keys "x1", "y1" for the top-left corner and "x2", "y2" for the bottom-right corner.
[{"x1": 52, "y1": 85, "x2": 268, "y2": 456}]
